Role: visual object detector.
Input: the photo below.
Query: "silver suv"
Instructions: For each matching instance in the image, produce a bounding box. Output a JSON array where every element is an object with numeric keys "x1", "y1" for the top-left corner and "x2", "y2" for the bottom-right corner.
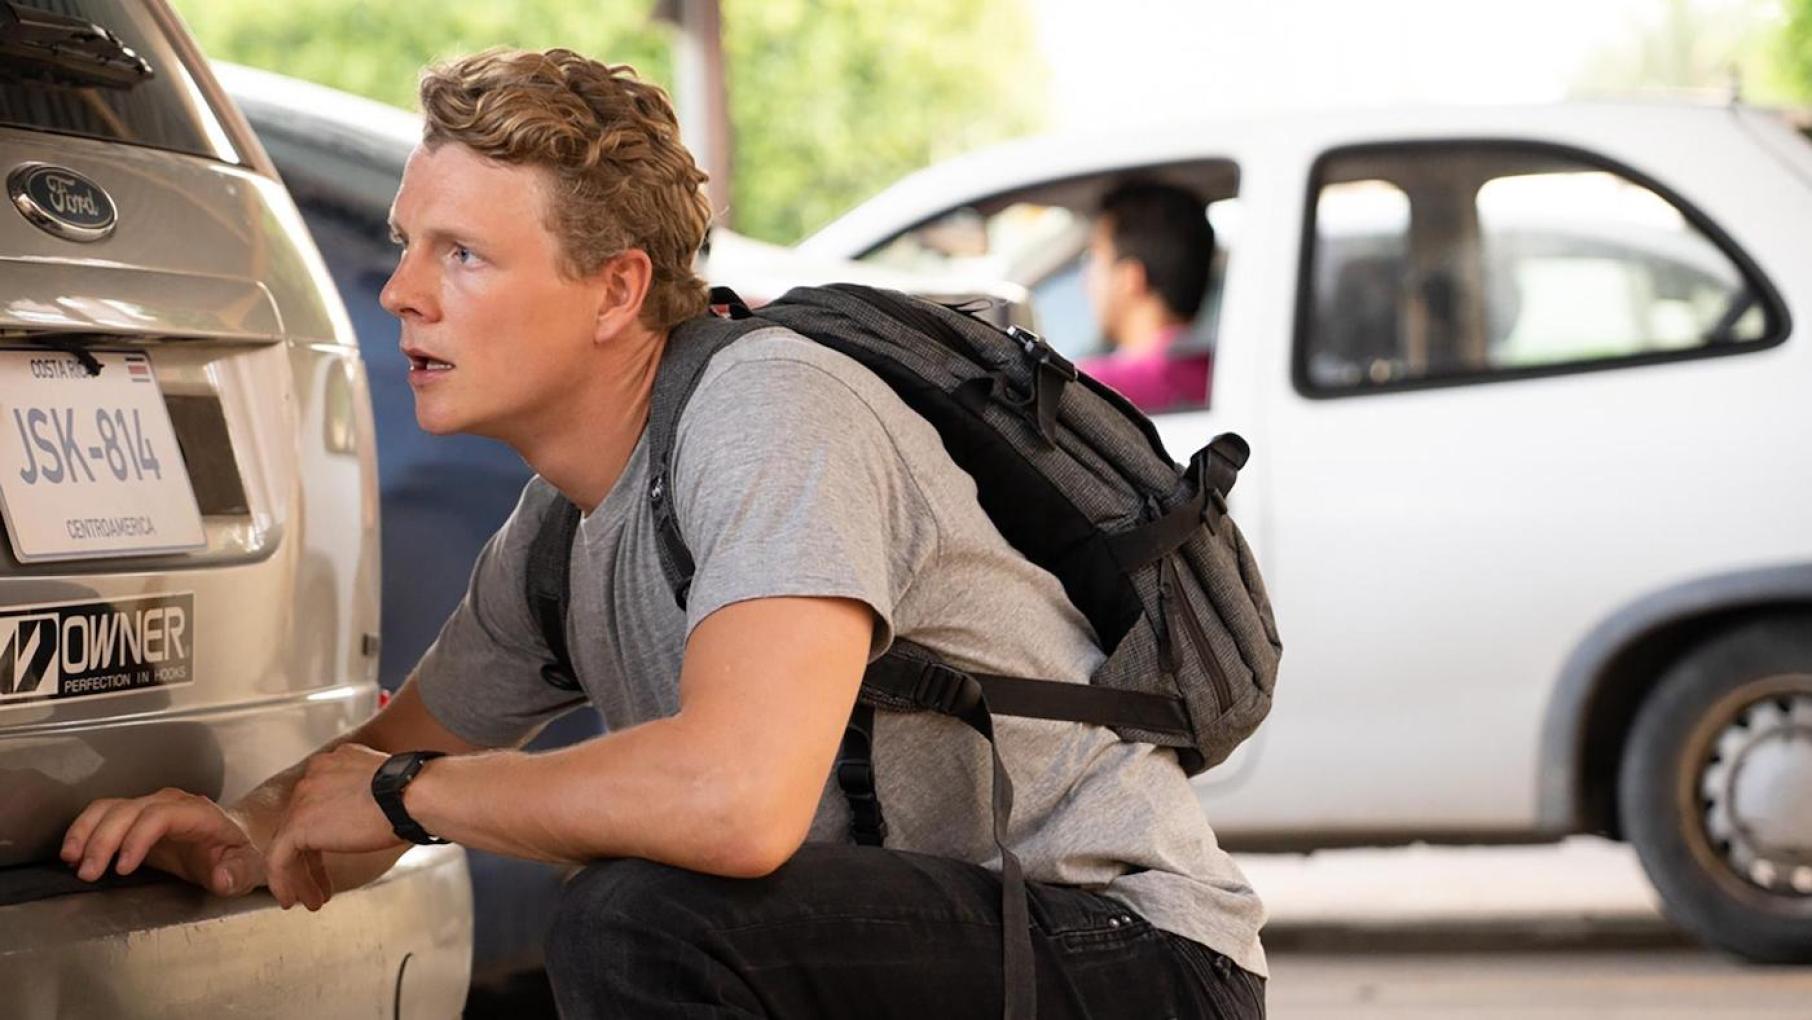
[{"x1": 0, "y1": 2, "x2": 470, "y2": 1016}]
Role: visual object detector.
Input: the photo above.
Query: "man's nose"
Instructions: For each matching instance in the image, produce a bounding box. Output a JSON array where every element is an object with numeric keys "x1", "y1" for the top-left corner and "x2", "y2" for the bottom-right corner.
[{"x1": 379, "y1": 254, "x2": 433, "y2": 321}]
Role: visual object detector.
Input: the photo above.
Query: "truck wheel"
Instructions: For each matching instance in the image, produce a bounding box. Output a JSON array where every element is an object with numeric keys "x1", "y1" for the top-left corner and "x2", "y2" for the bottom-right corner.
[{"x1": 1619, "y1": 619, "x2": 1812, "y2": 962}]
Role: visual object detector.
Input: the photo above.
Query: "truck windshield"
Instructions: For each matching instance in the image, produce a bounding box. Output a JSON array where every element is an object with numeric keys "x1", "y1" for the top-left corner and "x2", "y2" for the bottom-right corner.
[{"x1": 0, "y1": 0, "x2": 241, "y2": 163}]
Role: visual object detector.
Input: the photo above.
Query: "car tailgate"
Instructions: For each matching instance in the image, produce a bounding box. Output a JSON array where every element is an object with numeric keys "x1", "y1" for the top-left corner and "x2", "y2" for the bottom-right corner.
[{"x1": 1, "y1": 128, "x2": 381, "y2": 866}]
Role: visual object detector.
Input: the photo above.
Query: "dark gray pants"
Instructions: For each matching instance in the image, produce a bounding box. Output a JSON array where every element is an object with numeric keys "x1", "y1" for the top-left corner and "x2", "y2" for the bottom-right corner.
[{"x1": 545, "y1": 843, "x2": 1265, "y2": 1019}]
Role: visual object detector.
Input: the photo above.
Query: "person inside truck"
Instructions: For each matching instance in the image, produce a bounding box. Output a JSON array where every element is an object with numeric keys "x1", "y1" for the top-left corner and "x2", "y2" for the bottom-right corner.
[
  {"x1": 58, "y1": 47, "x2": 1265, "y2": 1019},
  {"x1": 1077, "y1": 179, "x2": 1215, "y2": 412}
]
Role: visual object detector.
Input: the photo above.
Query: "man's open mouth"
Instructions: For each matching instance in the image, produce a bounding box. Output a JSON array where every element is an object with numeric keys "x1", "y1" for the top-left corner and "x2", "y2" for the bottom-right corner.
[{"x1": 409, "y1": 355, "x2": 455, "y2": 371}]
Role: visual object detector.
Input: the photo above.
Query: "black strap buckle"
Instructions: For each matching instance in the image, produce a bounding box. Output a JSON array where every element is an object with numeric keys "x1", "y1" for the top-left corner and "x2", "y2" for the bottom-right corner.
[
  {"x1": 912, "y1": 662, "x2": 983, "y2": 716},
  {"x1": 836, "y1": 758, "x2": 874, "y2": 792},
  {"x1": 1010, "y1": 325, "x2": 1077, "y2": 382},
  {"x1": 834, "y1": 755, "x2": 888, "y2": 845}
]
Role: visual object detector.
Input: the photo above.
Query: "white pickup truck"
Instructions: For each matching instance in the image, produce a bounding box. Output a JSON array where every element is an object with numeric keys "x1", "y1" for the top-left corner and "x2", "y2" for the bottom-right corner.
[{"x1": 801, "y1": 102, "x2": 1812, "y2": 962}]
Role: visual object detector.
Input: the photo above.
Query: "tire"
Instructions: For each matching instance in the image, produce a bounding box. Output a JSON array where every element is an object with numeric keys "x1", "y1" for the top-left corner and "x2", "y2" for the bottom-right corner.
[{"x1": 1619, "y1": 617, "x2": 1812, "y2": 963}]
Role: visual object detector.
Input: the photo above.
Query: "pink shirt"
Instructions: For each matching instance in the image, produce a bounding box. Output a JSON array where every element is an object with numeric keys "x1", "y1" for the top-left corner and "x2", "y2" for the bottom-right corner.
[{"x1": 1078, "y1": 325, "x2": 1211, "y2": 413}]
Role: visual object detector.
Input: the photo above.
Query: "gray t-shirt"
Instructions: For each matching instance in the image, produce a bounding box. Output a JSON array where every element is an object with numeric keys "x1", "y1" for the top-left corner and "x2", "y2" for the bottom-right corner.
[{"x1": 416, "y1": 327, "x2": 1267, "y2": 976}]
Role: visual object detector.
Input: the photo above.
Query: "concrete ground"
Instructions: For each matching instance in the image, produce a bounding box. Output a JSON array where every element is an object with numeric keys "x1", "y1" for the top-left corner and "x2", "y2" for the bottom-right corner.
[
  {"x1": 1241, "y1": 837, "x2": 1812, "y2": 1018},
  {"x1": 1266, "y1": 948, "x2": 1812, "y2": 1019}
]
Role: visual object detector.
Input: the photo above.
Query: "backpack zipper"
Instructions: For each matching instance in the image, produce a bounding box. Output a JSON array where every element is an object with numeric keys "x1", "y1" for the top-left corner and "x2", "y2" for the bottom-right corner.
[{"x1": 1162, "y1": 555, "x2": 1234, "y2": 713}]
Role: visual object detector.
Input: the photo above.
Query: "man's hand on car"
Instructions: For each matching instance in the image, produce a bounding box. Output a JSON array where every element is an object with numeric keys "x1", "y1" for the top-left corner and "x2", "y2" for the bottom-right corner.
[
  {"x1": 61, "y1": 787, "x2": 265, "y2": 897},
  {"x1": 265, "y1": 742, "x2": 406, "y2": 912}
]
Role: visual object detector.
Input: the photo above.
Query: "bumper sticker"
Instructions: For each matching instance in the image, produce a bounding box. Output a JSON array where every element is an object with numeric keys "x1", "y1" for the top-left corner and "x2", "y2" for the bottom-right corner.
[{"x1": 0, "y1": 593, "x2": 194, "y2": 705}]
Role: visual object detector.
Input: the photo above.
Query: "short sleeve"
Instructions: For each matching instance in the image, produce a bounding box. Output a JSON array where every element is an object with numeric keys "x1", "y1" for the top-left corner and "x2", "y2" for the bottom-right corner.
[
  {"x1": 669, "y1": 344, "x2": 939, "y2": 659},
  {"x1": 414, "y1": 479, "x2": 590, "y2": 747}
]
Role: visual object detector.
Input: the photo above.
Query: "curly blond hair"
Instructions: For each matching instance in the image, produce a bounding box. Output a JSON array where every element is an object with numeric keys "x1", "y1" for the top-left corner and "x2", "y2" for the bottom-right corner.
[{"x1": 419, "y1": 48, "x2": 713, "y2": 332}]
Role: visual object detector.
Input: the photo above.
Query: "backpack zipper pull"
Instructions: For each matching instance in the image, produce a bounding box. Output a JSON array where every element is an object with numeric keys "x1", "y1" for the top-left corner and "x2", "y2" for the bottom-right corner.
[{"x1": 1150, "y1": 493, "x2": 1180, "y2": 676}]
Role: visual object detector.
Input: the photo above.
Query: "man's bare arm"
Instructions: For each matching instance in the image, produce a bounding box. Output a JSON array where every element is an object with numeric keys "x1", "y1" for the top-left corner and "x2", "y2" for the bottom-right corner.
[{"x1": 394, "y1": 595, "x2": 871, "y2": 877}]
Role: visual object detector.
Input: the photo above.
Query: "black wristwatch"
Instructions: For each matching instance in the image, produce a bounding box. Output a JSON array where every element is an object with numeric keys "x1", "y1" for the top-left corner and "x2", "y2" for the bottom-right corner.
[{"x1": 371, "y1": 750, "x2": 449, "y2": 845}]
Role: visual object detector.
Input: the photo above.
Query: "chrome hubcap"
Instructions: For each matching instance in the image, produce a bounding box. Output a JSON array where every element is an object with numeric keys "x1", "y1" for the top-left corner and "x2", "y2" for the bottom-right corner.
[{"x1": 1701, "y1": 690, "x2": 1812, "y2": 896}]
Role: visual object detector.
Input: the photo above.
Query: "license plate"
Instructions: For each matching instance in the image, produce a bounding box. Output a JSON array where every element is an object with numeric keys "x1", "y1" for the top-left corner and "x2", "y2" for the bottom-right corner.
[{"x1": 0, "y1": 350, "x2": 204, "y2": 562}]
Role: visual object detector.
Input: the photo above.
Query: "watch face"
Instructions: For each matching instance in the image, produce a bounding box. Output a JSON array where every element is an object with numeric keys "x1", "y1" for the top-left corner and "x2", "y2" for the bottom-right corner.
[{"x1": 373, "y1": 753, "x2": 417, "y2": 794}]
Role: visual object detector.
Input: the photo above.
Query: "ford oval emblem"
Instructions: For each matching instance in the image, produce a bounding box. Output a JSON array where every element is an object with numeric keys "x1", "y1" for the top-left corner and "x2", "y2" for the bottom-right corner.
[{"x1": 7, "y1": 163, "x2": 118, "y2": 242}]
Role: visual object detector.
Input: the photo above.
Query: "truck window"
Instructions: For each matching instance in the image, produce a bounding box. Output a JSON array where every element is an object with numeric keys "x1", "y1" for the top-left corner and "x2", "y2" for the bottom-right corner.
[
  {"x1": 0, "y1": 0, "x2": 241, "y2": 163},
  {"x1": 858, "y1": 162, "x2": 1240, "y2": 393},
  {"x1": 1298, "y1": 143, "x2": 1784, "y2": 394}
]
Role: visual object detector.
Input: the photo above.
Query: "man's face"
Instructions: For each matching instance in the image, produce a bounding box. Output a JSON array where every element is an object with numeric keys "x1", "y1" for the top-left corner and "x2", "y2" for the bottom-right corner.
[
  {"x1": 380, "y1": 142, "x2": 604, "y2": 439},
  {"x1": 1082, "y1": 217, "x2": 1130, "y2": 346}
]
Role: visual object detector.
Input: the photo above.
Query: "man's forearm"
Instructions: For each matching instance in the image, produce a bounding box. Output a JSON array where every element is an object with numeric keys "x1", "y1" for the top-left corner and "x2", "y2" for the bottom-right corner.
[
  {"x1": 225, "y1": 723, "x2": 413, "y2": 893},
  {"x1": 404, "y1": 713, "x2": 801, "y2": 877},
  {"x1": 226, "y1": 757, "x2": 310, "y2": 850},
  {"x1": 235, "y1": 770, "x2": 402, "y2": 891}
]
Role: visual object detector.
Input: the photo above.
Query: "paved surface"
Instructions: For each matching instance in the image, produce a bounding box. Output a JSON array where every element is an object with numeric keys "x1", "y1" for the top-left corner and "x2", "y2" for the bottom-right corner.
[
  {"x1": 1239, "y1": 836, "x2": 1665, "y2": 933},
  {"x1": 1265, "y1": 947, "x2": 1812, "y2": 1018},
  {"x1": 1238, "y1": 837, "x2": 1812, "y2": 1018}
]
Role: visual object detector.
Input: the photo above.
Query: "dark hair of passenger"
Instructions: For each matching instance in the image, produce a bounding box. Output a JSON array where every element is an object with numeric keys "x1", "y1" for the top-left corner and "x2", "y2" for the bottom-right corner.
[{"x1": 1099, "y1": 180, "x2": 1215, "y2": 321}]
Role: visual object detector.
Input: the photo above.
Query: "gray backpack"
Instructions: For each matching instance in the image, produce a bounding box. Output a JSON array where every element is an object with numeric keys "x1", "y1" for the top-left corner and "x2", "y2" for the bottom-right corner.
[{"x1": 526, "y1": 283, "x2": 1281, "y2": 1019}]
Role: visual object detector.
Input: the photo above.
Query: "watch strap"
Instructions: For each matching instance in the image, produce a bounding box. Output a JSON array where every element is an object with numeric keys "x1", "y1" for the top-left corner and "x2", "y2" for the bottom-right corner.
[{"x1": 372, "y1": 750, "x2": 449, "y2": 846}]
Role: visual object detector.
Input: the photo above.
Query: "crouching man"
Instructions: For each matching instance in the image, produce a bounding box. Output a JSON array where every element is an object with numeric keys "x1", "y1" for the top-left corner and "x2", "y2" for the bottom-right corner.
[{"x1": 61, "y1": 48, "x2": 1266, "y2": 1018}]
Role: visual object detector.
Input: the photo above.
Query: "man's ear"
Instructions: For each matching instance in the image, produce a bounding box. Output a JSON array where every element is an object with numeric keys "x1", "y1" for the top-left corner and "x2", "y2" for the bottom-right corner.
[
  {"x1": 591, "y1": 248, "x2": 655, "y2": 345},
  {"x1": 1114, "y1": 256, "x2": 1148, "y2": 302}
]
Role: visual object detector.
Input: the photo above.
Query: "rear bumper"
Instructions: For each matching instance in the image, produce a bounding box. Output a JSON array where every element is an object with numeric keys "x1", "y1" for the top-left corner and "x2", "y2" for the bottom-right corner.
[{"x1": 0, "y1": 844, "x2": 472, "y2": 1019}]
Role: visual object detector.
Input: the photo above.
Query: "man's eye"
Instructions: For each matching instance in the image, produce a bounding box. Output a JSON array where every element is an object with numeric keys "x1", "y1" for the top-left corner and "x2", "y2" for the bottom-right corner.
[{"x1": 451, "y1": 246, "x2": 475, "y2": 265}]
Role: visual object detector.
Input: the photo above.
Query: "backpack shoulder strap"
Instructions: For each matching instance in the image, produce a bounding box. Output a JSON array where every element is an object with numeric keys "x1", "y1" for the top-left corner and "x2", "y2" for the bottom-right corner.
[
  {"x1": 525, "y1": 490, "x2": 583, "y2": 691},
  {"x1": 522, "y1": 290, "x2": 763, "y2": 687},
  {"x1": 647, "y1": 289, "x2": 768, "y2": 610}
]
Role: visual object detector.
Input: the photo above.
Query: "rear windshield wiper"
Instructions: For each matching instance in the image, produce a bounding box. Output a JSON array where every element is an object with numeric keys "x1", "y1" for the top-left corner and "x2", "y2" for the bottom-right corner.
[{"x1": 0, "y1": 2, "x2": 154, "y2": 90}]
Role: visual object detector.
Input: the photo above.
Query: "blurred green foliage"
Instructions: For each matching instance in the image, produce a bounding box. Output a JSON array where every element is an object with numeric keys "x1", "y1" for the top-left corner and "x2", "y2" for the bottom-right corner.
[
  {"x1": 170, "y1": 0, "x2": 1044, "y2": 243},
  {"x1": 1786, "y1": 0, "x2": 1812, "y2": 98},
  {"x1": 1573, "y1": 0, "x2": 1804, "y2": 103}
]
